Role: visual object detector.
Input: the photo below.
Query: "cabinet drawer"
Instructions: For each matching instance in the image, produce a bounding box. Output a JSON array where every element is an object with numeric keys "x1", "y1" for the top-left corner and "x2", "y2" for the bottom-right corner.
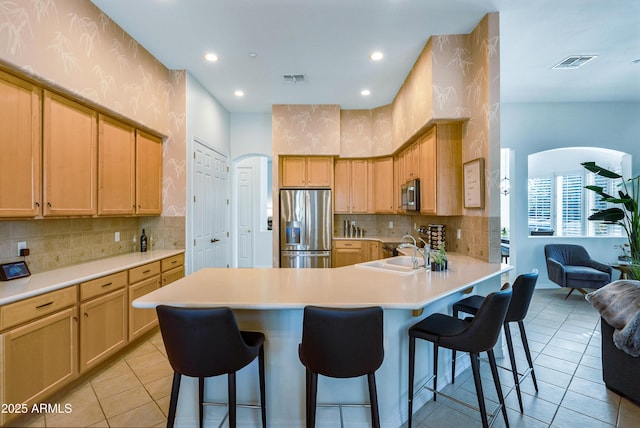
[
  {"x1": 162, "y1": 266, "x2": 184, "y2": 287},
  {"x1": 0, "y1": 286, "x2": 77, "y2": 331},
  {"x1": 334, "y1": 240, "x2": 362, "y2": 249},
  {"x1": 161, "y1": 254, "x2": 184, "y2": 272},
  {"x1": 129, "y1": 261, "x2": 160, "y2": 284},
  {"x1": 80, "y1": 271, "x2": 127, "y2": 301}
]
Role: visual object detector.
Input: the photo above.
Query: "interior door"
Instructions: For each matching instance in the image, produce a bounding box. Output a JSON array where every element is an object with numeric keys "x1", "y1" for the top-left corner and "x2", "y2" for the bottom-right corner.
[
  {"x1": 237, "y1": 164, "x2": 253, "y2": 267},
  {"x1": 192, "y1": 141, "x2": 230, "y2": 272}
]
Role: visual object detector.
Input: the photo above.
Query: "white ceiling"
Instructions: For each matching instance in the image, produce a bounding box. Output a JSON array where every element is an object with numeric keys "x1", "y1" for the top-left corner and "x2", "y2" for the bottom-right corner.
[{"x1": 91, "y1": 0, "x2": 640, "y2": 113}]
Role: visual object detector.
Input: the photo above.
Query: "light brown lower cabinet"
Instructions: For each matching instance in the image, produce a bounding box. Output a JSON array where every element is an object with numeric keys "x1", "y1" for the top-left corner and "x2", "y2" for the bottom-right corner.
[
  {"x1": 79, "y1": 288, "x2": 128, "y2": 373},
  {"x1": 128, "y1": 275, "x2": 161, "y2": 340},
  {"x1": 0, "y1": 253, "x2": 183, "y2": 426},
  {"x1": 0, "y1": 306, "x2": 78, "y2": 426}
]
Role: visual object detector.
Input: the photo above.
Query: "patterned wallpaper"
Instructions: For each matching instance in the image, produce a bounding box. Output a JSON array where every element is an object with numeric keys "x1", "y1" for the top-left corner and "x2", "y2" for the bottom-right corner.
[
  {"x1": 0, "y1": 0, "x2": 186, "y2": 215},
  {"x1": 340, "y1": 105, "x2": 393, "y2": 157},
  {"x1": 272, "y1": 104, "x2": 341, "y2": 154}
]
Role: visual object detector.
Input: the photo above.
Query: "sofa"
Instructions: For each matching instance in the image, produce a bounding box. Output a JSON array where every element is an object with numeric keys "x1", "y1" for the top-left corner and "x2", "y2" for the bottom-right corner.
[{"x1": 586, "y1": 280, "x2": 640, "y2": 404}]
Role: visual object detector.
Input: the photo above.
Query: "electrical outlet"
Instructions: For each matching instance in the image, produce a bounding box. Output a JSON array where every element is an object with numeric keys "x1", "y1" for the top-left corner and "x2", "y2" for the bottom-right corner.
[
  {"x1": 457, "y1": 229, "x2": 462, "y2": 240},
  {"x1": 18, "y1": 241, "x2": 27, "y2": 255},
  {"x1": 388, "y1": 221, "x2": 394, "y2": 228},
  {"x1": 114, "y1": 232, "x2": 120, "y2": 242}
]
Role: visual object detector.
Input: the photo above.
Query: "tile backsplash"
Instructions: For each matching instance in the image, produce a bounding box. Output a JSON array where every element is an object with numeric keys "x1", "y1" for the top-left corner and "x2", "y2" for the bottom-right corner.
[{"x1": 0, "y1": 216, "x2": 185, "y2": 274}]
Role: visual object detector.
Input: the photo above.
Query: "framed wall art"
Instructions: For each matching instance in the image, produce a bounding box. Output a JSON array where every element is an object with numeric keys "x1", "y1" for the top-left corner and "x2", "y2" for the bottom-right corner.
[{"x1": 463, "y1": 158, "x2": 484, "y2": 209}]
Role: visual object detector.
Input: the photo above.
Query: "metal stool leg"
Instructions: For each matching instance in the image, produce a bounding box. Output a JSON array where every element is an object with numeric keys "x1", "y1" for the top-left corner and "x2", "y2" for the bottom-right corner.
[
  {"x1": 198, "y1": 377, "x2": 204, "y2": 428},
  {"x1": 470, "y1": 352, "x2": 489, "y2": 428},
  {"x1": 408, "y1": 336, "x2": 416, "y2": 428},
  {"x1": 367, "y1": 373, "x2": 380, "y2": 428},
  {"x1": 433, "y1": 344, "x2": 439, "y2": 402},
  {"x1": 167, "y1": 372, "x2": 181, "y2": 428},
  {"x1": 518, "y1": 320, "x2": 538, "y2": 392},
  {"x1": 504, "y1": 323, "x2": 523, "y2": 413},
  {"x1": 488, "y1": 350, "x2": 510, "y2": 428},
  {"x1": 258, "y1": 344, "x2": 266, "y2": 427},
  {"x1": 227, "y1": 372, "x2": 237, "y2": 428}
]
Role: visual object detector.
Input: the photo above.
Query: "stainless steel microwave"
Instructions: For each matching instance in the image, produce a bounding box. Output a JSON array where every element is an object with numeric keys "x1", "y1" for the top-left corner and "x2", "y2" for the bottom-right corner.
[{"x1": 401, "y1": 179, "x2": 420, "y2": 211}]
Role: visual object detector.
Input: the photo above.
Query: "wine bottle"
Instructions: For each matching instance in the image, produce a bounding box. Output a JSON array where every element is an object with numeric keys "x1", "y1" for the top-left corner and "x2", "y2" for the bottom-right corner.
[{"x1": 140, "y1": 229, "x2": 147, "y2": 252}]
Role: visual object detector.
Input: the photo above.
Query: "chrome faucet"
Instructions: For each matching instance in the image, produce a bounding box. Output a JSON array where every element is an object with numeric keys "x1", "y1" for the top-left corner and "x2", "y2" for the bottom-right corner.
[
  {"x1": 417, "y1": 237, "x2": 430, "y2": 268},
  {"x1": 401, "y1": 234, "x2": 416, "y2": 245},
  {"x1": 398, "y1": 243, "x2": 420, "y2": 269}
]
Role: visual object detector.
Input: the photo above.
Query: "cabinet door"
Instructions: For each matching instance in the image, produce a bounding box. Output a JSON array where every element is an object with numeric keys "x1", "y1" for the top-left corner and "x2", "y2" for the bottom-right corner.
[
  {"x1": 280, "y1": 157, "x2": 307, "y2": 187},
  {"x1": 0, "y1": 307, "x2": 78, "y2": 414},
  {"x1": 0, "y1": 71, "x2": 41, "y2": 218},
  {"x1": 373, "y1": 157, "x2": 394, "y2": 213},
  {"x1": 135, "y1": 131, "x2": 163, "y2": 215},
  {"x1": 419, "y1": 131, "x2": 437, "y2": 214},
  {"x1": 350, "y1": 160, "x2": 368, "y2": 213},
  {"x1": 128, "y1": 276, "x2": 161, "y2": 340},
  {"x1": 80, "y1": 288, "x2": 127, "y2": 373},
  {"x1": 43, "y1": 91, "x2": 97, "y2": 216},
  {"x1": 98, "y1": 116, "x2": 135, "y2": 215},
  {"x1": 333, "y1": 160, "x2": 350, "y2": 213},
  {"x1": 306, "y1": 157, "x2": 333, "y2": 187}
]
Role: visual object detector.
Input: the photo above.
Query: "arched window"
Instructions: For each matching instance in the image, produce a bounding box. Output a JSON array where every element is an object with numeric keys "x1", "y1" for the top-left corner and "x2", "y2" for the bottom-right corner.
[{"x1": 527, "y1": 147, "x2": 631, "y2": 237}]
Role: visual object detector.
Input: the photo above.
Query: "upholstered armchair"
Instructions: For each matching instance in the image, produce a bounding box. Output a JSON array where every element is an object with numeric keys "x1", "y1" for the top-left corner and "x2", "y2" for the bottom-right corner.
[{"x1": 544, "y1": 244, "x2": 613, "y2": 299}]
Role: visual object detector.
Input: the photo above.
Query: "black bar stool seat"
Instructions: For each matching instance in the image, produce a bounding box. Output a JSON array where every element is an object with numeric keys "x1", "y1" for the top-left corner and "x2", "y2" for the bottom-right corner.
[
  {"x1": 452, "y1": 271, "x2": 539, "y2": 413},
  {"x1": 298, "y1": 306, "x2": 384, "y2": 428},
  {"x1": 408, "y1": 288, "x2": 512, "y2": 428},
  {"x1": 156, "y1": 305, "x2": 267, "y2": 428}
]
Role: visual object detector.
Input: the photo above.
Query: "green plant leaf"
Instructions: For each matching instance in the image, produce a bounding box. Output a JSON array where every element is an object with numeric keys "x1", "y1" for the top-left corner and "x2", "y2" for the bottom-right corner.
[
  {"x1": 585, "y1": 185, "x2": 613, "y2": 198},
  {"x1": 581, "y1": 162, "x2": 622, "y2": 179},
  {"x1": 587, "y1": 207, "x2": 626, "y2": 222}
]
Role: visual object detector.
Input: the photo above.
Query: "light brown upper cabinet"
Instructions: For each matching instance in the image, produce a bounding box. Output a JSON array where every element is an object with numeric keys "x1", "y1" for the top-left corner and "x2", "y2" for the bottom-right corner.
[
  {"x1": 334, "y1": 159, "x2": 368, "y2": 213},
  {"x1": 0, "y1": 71, "x2": 41, "y2": 218},
  {"x1": 280, "y1": 156, "x2": 333, "y2": 188},
  {"x1": 372, "y1": 157, "x2": 394, "y2": 213},
  {"x1": 135, "y1": 131, "x2": 163, "y2": 215},
  {"x1": 43, "y1": 91, "x2": 97, "y2": 216},
  {"x1": 419, "y1": 123, "x2": 462, "y2": 215},
  {"x1": 98, "y1": 116, "x2": 136, "y2": 215}
]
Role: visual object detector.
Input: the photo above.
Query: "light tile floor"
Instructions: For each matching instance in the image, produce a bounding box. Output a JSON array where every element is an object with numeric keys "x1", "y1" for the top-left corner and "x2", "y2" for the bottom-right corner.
[{"x1": 8, "y1": 288, "x2": 640, "y2": 427}]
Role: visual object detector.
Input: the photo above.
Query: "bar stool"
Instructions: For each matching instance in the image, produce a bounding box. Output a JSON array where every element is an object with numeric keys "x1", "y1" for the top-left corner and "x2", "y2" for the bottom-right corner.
[
  {"x1": 452, "y1": 271, "x2": 539, "y2": 413},
  {"x1": 408, "y1": 288, "x2": 512, "y2": 428},
  {"x1": 298, "y1": 306, "x2": 384, "y2": 428},
  {"x1": 156, "y1": 305, "x2": 266, "y2": 428}
]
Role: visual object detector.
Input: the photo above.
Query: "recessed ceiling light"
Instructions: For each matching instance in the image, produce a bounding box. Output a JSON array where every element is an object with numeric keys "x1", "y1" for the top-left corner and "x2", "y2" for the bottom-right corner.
[
  {"x1": 234, "y1": 90, "x2": 245, "y2": 97},
  {"x1": 204, "y1": 53, "x2": 219, "y2": 62},
  {"x1": 361, "y1": 89, "x2": 371, "y2": 96},
  {"x1": 633, "y1": 58, "x2": 640, "y2": 64},
  {"x1": 248, "y1": 52, "x2": 258, "y2": 58},
  {"x1": 369, "y1": 51, "x2": 384, "y2": 61}
]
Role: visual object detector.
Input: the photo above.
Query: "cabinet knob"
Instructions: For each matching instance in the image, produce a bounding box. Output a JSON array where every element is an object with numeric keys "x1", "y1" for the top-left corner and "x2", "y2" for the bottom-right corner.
[{"x1": 84, "y1": 313, "x2": 89, "y2": 318}]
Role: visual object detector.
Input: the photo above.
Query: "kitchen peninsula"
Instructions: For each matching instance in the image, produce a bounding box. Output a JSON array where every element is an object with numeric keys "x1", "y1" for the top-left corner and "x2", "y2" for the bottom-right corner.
[{"x1": 133, "y1": 253, "x2": 511, "y2": 427}]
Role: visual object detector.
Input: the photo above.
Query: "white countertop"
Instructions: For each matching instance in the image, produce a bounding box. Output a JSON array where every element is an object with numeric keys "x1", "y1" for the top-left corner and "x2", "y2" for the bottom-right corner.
[
  {"x1": 133, "y1": 253, "x2": 512, "y2": 310},
  {"x1": 0, "y1": 250, "x2": 185, "y2": 306}
]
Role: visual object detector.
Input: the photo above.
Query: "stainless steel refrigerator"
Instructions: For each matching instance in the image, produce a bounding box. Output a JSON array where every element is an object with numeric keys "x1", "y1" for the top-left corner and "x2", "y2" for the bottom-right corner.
[{"x1": 280, "y1": 189, "x2": 332, "y2": 268}]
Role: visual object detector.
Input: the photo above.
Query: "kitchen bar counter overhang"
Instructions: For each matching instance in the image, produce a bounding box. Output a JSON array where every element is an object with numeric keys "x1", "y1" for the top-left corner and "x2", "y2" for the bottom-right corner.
[{"x1": 133, "y1": 254, "x2": 512, "y2": 428}]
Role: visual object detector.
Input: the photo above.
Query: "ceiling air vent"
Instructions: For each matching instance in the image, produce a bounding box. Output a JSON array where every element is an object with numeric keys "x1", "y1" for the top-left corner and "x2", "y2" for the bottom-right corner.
[
  {"x1": 552, "y1": 55, "x2": 598, "y2": 69},
  {"x1": 282, "y1": 74, "x2": 307, "y2": 83}
]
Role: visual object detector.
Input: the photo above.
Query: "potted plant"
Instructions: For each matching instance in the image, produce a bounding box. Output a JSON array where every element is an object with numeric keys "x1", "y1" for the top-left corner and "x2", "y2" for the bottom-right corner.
[
  {"x1": 582, "y1": 162, "x2": 640, "y2": 278},
  {"x1": 430, "y1": 244, "x2": 448, "y2": 271}
]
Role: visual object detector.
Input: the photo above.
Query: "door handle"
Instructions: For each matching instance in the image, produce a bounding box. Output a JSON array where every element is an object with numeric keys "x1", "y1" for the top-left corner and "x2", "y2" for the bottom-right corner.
[{"x1": 211, "y1": 238, "x2": 220, "y2": 243}]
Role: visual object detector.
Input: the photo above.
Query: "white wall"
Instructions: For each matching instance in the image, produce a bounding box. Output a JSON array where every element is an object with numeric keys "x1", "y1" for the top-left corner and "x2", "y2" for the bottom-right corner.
[
  {"x1": 186, "y1": 73, "x2": 231, "y2": 154},
  {"x1": 502, "y1": 101, "x2": 640, "y2": 287},
  {"x1": 230, "y1": 113, "x2": 274, "y2": 267},
  {"x1": 185, "y1": 73, "x2": 231, "y2": 273},
  {"x1": 230, "y1": 113, "x2": 273, "y2": 158}
]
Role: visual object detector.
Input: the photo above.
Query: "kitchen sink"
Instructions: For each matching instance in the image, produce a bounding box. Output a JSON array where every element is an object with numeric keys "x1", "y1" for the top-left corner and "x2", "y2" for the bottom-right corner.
[{"x1": 355, "y1": 256, "x2": 425, "y2": 275}]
